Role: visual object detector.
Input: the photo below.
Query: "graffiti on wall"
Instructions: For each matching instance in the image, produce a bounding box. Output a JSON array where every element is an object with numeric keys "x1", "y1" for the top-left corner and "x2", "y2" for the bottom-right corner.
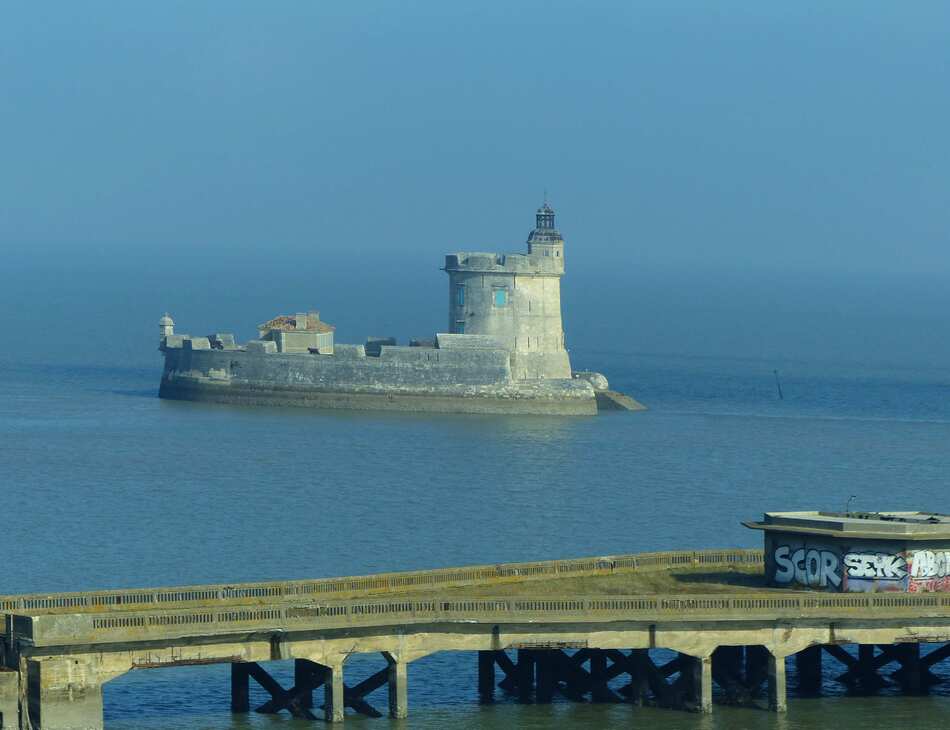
[
  {"x1": 907, "y1": 550, "x2": 950, "y2": 592},
  {"x1": 843, "y1": 553, "x2": 908, "y2": 581},
  {"x1": 768, "y1": 539, "x2": 950, "y2": 593},
  {"x1": 773, "y1": 546, "x2": 841, "y2": 588}
]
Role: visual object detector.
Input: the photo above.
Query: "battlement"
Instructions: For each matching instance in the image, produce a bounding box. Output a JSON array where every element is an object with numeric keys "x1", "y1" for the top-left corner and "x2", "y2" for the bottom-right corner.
[{"x1": 444, "y1": 251, "x2": 563, "y2": 276}]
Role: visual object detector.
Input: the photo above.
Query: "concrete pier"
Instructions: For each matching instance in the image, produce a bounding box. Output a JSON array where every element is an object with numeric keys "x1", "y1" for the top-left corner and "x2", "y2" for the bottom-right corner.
[
  {"x1": 324, "y1": 664, "x2": 344, "y2": 723},
  {"x1": 688, "y1": 654, "x2": 713, "y2": 713},
  {"x1": 768, "y1": 652, "x2": 787, "y2": 712},
  {"x1": 0, "y1": 669, "x2": 17, "y2": 729},
  {"x1": 386, "y1": 656, "x2": 408, "y2": 719},
  {"x1": 5, "y1": 548, "x2": 950, "y2": 727},
  {"x1": 24, "y1": 659, "x2": 117, "y2": 730}
]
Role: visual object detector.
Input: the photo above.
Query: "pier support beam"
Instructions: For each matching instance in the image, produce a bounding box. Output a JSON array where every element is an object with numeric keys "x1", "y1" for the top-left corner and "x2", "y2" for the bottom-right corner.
[
  {"x1": 324, "y1": 663, "x2": 345, "y2": 723},
  {"x1": 0, "y1": 669, "x2": 18, "y2": 730},
  {"x1": 712, "y1": 646, "x2": 752, "y2": 705},
  {"x1": 535, "y1": 651, "x2": 557, "y2": 703},
  {"x1": 767, "y1": 653, "x2": 787, "y2": 713},
  {"x1": 686, "y1": 653, "x2": 713, "y2": 714},
  {"x1": 826, "y1": 644, "x2": 886, "y2": 692},
  {"x1": 795, "y1": 646, "x2": 822, "y2": 695},
  {"x1": 386, "y1": 656, "x2": 408, "y2": 719},
  {"x1": 230, "y1": 663, "x2": 250, "y2": 713},
  {"x1": 516, "y1": 650, "x2": 534, "y2": 702},
  {"x1": 922, "y1": 642, "x2": 950, "y2": 672},
  {"x1": 26, "y1": 660, "x2": 105, "y2": 730},
  {"x1": 295, "y1": 659, "x2": 315, "y2": 709},
  {"x1": 893, "y1": 643, "x2": 923, "y2": 694},
  {"x1": 589, "y1": 650, "x2": 614, "y2": 703},
  {"x1": 477, "y1": 651, "x2": 495, "y2": 701}
]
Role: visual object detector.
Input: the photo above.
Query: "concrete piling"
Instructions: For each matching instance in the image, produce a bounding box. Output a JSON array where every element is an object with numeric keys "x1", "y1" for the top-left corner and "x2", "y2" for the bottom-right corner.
[
  {"x1": 324, "y1": 663, "x2": 345, "y2": 723},
  {"x1": 767, "y1": 653, "x2": 787, "y2": 712},
  {"x1": 386, "y1": 657, "x2": 408, "y2": 719},
  {"x1": 26, "y1": 659, "x2": 105, "y2": 730},
  {"x1": 686, "y1": 654, "x2": 713, "y2": 713},
  {"x1": 0, "y1": 669, "x2": 18, "y2": 730}
]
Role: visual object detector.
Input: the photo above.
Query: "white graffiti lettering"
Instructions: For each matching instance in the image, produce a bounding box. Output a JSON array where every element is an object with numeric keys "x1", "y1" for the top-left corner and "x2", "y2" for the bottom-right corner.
[
  {"x1": 843, "y1": 552, "x2": 907, "y2": 581},
  {"x1": 773, "y1": 546, "x2": 841, "y2": 588},
  {"x1": 910, "y1": 551, "x2": 950, "y2": 579}
]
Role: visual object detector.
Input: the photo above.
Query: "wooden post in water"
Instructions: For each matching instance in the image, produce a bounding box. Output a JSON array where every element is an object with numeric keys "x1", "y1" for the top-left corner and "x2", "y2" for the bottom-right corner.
[
  {"x1": 230, "y1": 663, "x2": 250, "y2": 713},
  {"x1": 294, "y1": 659, "x2": 314, "y2": 709},
  {"x1": 477, "y1": 651, "x2": 496, "y2": 700},
  {"x1": 796, "y1": 645, "x2": 823, "y2": 695}
]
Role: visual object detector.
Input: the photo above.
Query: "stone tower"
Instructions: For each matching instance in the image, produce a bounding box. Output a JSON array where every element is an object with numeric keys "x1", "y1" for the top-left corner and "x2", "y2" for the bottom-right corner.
[{"x1": 443, "y1": 201, "x2": 572, "y2": 380}]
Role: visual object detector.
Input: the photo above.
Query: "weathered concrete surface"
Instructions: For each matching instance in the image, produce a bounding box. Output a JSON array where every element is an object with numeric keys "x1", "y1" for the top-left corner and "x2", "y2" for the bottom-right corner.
[
  {"x1": 6, "y1": 550, "x2": 950, "y2": 726},
  {"x1": 13, "y1": 618, "x2": 950, "y2": 726},
  {"x1": 23, "y1": 657, "x2": 125, "y2": 730},
  {"x1": 0, "y1": 669, "x2": 17, "y2": 729}
]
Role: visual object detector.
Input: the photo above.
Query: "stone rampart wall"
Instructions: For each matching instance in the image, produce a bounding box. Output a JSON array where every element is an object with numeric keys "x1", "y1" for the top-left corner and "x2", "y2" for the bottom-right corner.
[
  {"x1": 165, "y1": 344, "x2": 511, "y2": 391},
  {"x1": 159, "y1": 343, "x2": 596, "y2": 414}
]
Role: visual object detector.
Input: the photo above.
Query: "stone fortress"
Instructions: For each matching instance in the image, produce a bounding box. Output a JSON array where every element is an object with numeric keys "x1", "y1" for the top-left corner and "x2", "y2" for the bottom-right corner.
[{"x1": 158, "y1": 202, "x2": 643, "y2": 415}]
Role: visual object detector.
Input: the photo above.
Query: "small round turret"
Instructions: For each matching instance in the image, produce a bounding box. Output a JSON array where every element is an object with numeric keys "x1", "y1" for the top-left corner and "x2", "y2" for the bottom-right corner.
[{"x1": 159, "y1": 313, "x2": 174, "y2": 340}]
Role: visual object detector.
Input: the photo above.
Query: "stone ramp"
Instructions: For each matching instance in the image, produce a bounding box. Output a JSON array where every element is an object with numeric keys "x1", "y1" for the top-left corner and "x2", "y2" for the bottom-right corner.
[{"x1": 596, "y1": 390, "x2": 647, "y2": 411}]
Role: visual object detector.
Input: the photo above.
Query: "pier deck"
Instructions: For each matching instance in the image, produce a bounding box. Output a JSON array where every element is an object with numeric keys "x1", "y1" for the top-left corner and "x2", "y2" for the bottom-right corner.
[{"x1": 3, "y1": 549, "x2": 950, "y2": 728}]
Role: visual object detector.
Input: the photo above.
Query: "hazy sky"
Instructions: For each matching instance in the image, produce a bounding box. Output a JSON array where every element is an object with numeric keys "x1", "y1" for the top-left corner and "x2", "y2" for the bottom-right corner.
[{"x1": 2, "y1": 2, "x2": 949, "y2": 366}]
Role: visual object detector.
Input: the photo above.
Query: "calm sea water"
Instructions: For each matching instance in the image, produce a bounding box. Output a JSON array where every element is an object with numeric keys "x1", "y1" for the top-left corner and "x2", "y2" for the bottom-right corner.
[{"x1": 3, "y1": 349, "x2": 950, "y2": 728}]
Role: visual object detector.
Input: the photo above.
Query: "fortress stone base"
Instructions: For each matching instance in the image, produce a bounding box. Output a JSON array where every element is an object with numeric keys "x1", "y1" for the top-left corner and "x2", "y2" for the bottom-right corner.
[{"x1": 160, "y1": 370, "x2": 598, "y2": 416}]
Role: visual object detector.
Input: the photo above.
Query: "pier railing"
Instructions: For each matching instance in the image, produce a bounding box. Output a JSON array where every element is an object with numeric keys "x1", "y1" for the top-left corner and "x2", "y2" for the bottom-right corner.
[
  {"x1": 0, "y1": 549, "x2": 762, "y2": 616},
  {"x1": 10, "y1": 589, "x2": 950, "y2": 648}
]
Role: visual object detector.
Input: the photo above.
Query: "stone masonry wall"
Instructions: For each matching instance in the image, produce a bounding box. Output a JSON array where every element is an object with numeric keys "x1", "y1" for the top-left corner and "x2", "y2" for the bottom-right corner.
[{"x1": 159, "y1": 342, "x2": 596, "y2": 415}]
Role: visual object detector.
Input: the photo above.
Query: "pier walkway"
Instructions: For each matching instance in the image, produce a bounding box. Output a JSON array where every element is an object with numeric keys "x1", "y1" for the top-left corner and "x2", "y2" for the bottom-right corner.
[{"x1": 3, "y1": 549, "x2": 950, "y2": 728}]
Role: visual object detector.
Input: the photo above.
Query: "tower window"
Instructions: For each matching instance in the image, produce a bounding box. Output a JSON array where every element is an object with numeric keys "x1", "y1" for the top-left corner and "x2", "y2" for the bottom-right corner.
[
  {"x1": 456, "y1": 285, "x2": 465, "y2": 307},
  {"x1": 455, "y1": 320, "x2": 465, "y2": 334},
  {"x1": 493, "y1": 288, "x2": 509, "y2": 307}
]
